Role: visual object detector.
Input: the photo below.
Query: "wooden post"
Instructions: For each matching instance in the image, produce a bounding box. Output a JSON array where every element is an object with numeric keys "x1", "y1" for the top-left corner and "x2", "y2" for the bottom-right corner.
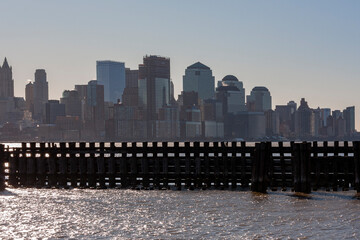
[
  {"x1": 353, "y1": 141, "x2": 360, "y2": 193},
  {"x1": 120, "y1": 142, "x2": 129, "y2": 189},
  {"x1": 278, "y1": 142, "x2": 287, "y2": 191},
  {"x1": 221, "y1": 142, "x2": 229, "y2": 190},
  {"x1": 174, "y1": 142, "x2": 181, "y2": 190},
  {"x1": 58, "y1": 142, "x2": 68, "y2": 188},
  {"x1": 162, "y1": 142, "x2": 169, "y2": 189},
  {"x1": 292, "y1": 142, "x2": 300, "y2": 193},
  {"x1": 268, "y1": 142, "x2": 276, "y2": 191},
  {"x1": 343, "y1": 141, "x2": 349, "y2": 191},
  {"x1": 130, "y1": 142, "x2": 138, "y2": 189},
  {"x1": 108, "y1": 142, "x2": 116, "y2": 188},
  {"x1": 252, "y1": 143, "x2": 260, "y2": 192},
  {"x1": 313, "y1": 141, "x2": 320, "y2": 191},
  {"x1": 9, "y1": 149, "x2": 19, "y2": 188},
  {"x1": 79, "y1": 142, "x2": 87, "y2": 188},
  {"x1": 26, "y1": 142, "x2": 36, "y2": 187},
  {"x1": 142, "y1": 142, "x2": 149, "y2": 189},
  {"x1": 300, "y1": 142, "x2": 311, "y2": 193},
  {"x1": 0, "y1": 144, "x2": 5, "y2": 191},
  {"x1": 292, "y1": 142, "x2": 311, "y2": 193},
  {"x1": 194, "y1": 141, "x2": 202, "y2": 189},
  {"x1": 230, "y1": 142, "x2": 237, "y2": 190},
  {"x1": 69, "y1": 142, "x2": 78, "y2": 188},
  {"x1": 19, "y1": 143, "x2": 27, "y2": 187},
  {"x1": 251, "y1": 142, "x2": 269, "y2": 193},
  {"x1": 184, "y1": 142, "x2": 191, "y2": 189},
  {"x1": 204, "y1": 142, "x2": 210, "y2": 189},
  {"x1": 240, "y1": 141, "x2": 248, "y2": 189},
  {"x1": 333, "y1": 141, "x2": 339, "y2": 191},
  {"x1": 35, "y1": 143, "x2": 45, "y2": 188},
  {"x1": 97, "y1": 142, "x2": 106, "y2": 189},
  {"x1": 323, "y1": 141, "x2": 330, "y2": 191},
  {"x1": 153, "y1": 142, "x2": 160, "y2": 189},
  {"x1": 214, "y1": 142, "x2": 220, "y2": 189},
  {"x1": 87, "y1": 142, "x2": 96, "y2": 188},
  {"x1": 48, "y1": 143, "x2": 57, "y2": 188},
  {"x1": 260, "y1": 142, "x2": 270, "y2": 193}
]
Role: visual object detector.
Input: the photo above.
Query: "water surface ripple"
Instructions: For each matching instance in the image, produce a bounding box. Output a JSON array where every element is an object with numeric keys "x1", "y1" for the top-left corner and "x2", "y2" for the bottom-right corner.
[{"x1": 1, "y1": 189, "x2": 359, "y2": 239}]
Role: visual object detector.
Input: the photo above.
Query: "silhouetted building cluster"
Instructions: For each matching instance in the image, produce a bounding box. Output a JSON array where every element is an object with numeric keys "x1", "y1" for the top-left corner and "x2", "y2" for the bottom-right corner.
[{"x1": 0, "y1": 56, "x2": 357, "y2": 141}]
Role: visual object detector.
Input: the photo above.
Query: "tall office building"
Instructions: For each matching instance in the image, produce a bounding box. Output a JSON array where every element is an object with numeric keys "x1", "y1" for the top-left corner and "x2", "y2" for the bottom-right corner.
[
  {"x1": 320, "y1": 108, "x2": 331, "y2": 127},
  {"x1": 216, "y1": 75, "x2": 246, "y2": 114},
  {"x1": 122, "y1": 68, "x2": 139, "y2": 106},
  {"x1": 75, "y1": 80, "x2": 105, "y2": 138},
  {"x1": 183, "y1": 62, "x2": 215, "y2": 101},
  {"x1": 0, "y1": 57, "x2": 14, "y2": 98},
  {"x1": 25, "y1": 81, "x2": 34, "y2": 114},
  {"x1": 343, "y1": 106, "x2": 355, "y2": 135},
  {"x1": 87, "y1": 80, "x2": 105, "y2": 134},
  {"x1": 138, "y1": 55, "x2": 171, "y2": 117},
  {"x1": 138, "y1": 55, "x2": 171, "y2": 139},
  {"x1": 96, "y1": 61, "x2": 125, "y2": 103},
  {"x1": 44, "y1": 100, "x2": 65, "y2": 124},
  {"x1": 295, "y1": 98, "x2": 313, "y2": 138},
  {"x1": 247, "y1": 86, "x2": 272, "y2": 112},
  {"x1": 60, "y1": 90, "x2": 82, "y2": 117},
  {"x1": 33, "y1": 69, "x2": 49, "y2": 122}
]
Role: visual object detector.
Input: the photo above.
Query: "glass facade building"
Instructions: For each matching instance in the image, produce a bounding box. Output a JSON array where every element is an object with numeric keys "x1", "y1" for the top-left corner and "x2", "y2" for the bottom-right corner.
[{"x1": 96, "y1": 61, "x2": 125, "y2": 103}]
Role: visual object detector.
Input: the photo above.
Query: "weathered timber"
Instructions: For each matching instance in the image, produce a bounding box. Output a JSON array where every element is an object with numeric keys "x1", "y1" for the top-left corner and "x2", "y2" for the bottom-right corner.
[
  {"x1": 1, "y1": 141, "x2": 360, "y2": 194},
  {"x1": 354, "y1": 141, "x2": 360, "y2": 193},
  {"x1": 0, "y1": 144, "x2": 5, "y2": 191},
  {"x1": 251, "y1": 142, "x2": 270, "y2": 193}
]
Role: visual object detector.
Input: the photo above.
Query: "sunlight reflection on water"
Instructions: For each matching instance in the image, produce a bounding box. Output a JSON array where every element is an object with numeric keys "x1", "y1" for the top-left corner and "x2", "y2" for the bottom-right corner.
[{"x1": 0, "y1": 189, "x2": 359, "y2": 239}]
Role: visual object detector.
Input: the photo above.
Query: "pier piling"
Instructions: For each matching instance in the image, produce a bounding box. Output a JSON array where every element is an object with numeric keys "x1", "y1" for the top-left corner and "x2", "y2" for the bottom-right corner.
[
  {"x1": 0, "y1": 145, "x2": 5, "y2": 191},
  {"x1": 0, "y1": 141, "x2": 360, "y2": 193}
]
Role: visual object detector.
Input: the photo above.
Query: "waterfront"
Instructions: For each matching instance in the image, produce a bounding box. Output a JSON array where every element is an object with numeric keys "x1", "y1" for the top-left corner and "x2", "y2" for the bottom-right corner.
[{"x1": 0, "y1": 189, "x2": 359, "y2": 239}]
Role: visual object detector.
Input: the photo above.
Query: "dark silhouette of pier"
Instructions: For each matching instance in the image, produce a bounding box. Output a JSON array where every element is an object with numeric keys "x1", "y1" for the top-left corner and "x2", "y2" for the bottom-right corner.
[{"x1": 0, "y1": 141, "x2": 360, "y2": 194}]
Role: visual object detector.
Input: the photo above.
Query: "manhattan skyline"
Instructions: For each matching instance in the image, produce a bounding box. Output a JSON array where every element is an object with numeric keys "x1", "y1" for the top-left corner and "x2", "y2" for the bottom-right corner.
[{"x1": 1, "y1": 0, "x2": 359, "y2": 127}]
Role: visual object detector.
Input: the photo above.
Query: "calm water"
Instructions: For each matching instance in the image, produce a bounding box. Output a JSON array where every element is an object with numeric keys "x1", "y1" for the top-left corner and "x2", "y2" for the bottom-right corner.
[{"x1": 0, "y1": 189, "x2": 359, "y2": 239}]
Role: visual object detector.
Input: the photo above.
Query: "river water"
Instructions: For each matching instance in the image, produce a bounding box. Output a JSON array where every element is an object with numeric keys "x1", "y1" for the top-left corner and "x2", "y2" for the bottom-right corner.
[{"x1": 0, "y1": 189, "x2": 359, "y2": 239}]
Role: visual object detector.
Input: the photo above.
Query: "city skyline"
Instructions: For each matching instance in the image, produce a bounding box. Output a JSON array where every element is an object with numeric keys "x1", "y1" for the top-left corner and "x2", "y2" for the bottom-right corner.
[
  {"x1": 0, "y1": 0, "x2": 359, "y2": 128},
  {"x1": 2, "y1": 55, "x2": 358, "y2": 130},
  {"x1": 0, "y1": 55, "x2": 355, "y2": 142}
]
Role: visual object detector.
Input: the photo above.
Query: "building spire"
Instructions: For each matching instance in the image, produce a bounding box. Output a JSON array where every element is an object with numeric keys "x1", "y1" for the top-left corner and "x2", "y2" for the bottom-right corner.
[{"x1": 2, "y1": 57, "x2": 9, "y2": 69}]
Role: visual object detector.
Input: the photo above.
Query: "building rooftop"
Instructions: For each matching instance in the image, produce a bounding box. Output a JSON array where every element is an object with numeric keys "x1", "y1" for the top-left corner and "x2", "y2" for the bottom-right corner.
[
  {"x1": 2, "y1": 57, "x2": 10, "y2": 69},
  {"x1": 217, "y1": 85, "x2": 240, "y2": 92},
  {"x1": 252, "y1": 86, "x2": 269, "y2": 92},
  {"x1": 222, "y1": 75, "x2": 238, "y2": 82},
  {"x1": 187, "y1": 62, "x2": 210, "y2": 70}
]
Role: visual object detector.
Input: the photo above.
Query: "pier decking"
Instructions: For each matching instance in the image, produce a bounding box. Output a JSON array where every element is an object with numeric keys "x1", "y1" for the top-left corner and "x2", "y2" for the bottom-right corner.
[{"x1": 1, "y1": 141, "x2": 360, "y2": 193}]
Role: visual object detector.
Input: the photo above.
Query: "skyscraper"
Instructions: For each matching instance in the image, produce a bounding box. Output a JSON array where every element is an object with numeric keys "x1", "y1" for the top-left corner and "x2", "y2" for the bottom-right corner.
[
  {"x1": 75, "y1": 80, "x2": 105, "y2": 139},
  {"x1": 216, "y1": 75, "x2": 246, "y2": 114},
  {"x1": 96, "y1": 61, "x2": 125, "y2": 103},
  {"x1": 25, "y1": 81, "x2": 34, "y2": 114},
  {"x1": 183, "y1": 62, "x2": 215, "y2": 101},
  {"x1": 122, "y1": 68, "x2": 139, "y2": 106},
  {"x1": 0, "y1": 57, "x2": 14, "y2": 98},
  {"x1": 343, "y1": 106, "x2": 355, "y2": 136},
  {"x1": 138, "y1": 55, "x2": 171, "y2": 139},
  {"x1": 246, "y1": 87, "x2": 272, "y2": 112},
  {"x1": 33, "y1": 69, "x2": 49, "y2": 122},
  {"x1": 44, "y1": 100, "x2": 65, "y2": 124},
  {"x1": 60, "y1": 90, "x2": 81, "y2": 117},
  {"x1": 295, "y1": 98, "x2": 313, "y2": 138}
]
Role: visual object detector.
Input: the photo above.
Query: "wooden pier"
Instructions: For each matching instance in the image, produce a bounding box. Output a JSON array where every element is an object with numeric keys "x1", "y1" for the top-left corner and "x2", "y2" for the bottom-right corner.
[{"x1": 1, "y1": 141, "x2": 360, "y2": 193}]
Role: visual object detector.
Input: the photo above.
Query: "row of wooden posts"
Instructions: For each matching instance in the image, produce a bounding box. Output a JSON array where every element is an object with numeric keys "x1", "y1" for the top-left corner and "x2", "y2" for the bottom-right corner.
[{"x1": 1, "y1": 141, "x2": 360, "y2": 193}]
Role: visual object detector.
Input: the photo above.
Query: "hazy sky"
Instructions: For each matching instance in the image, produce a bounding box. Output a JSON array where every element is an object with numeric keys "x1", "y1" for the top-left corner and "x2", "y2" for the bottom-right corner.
[{"x1": 1, "y1": 0, "x2": 359, "y2": 127}]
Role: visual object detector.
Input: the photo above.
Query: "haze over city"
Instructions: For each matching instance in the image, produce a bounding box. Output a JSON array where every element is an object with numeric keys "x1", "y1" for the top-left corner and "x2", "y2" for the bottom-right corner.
[
  {"x1": 2, "y1": 2, "x2": 360, "y2": 239},
  {"x1": 1, "y1": 0, "x2": 359, "y2": 127}
]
